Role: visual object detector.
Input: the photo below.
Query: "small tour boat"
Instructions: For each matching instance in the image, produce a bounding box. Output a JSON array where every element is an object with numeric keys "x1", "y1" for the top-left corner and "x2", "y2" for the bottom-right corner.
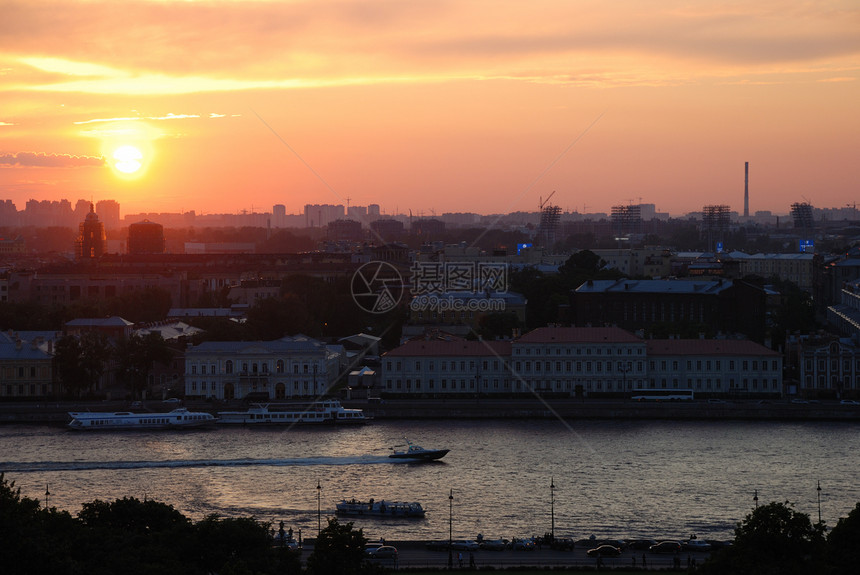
[{"x1": 336, "y1": 498, "x2": 425, "y2": 518}]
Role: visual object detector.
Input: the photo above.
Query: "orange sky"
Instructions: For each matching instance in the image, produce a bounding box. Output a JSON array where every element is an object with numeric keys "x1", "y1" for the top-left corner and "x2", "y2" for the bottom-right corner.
[{"x1": 1, "y1": 0, "x2": 858, "y2": 218}]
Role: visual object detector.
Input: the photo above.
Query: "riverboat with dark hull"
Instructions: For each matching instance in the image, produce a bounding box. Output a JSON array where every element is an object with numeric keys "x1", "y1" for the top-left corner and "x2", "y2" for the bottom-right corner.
[
  {"x1": 336, "y1": 498, "x2": 425, "y2": 518},
  {"x1": 216, "y1": 400, "x2": 368, "y2": 426},
  {"x1": 67, "y1": 408, "x2": 216, "y2": 431}
]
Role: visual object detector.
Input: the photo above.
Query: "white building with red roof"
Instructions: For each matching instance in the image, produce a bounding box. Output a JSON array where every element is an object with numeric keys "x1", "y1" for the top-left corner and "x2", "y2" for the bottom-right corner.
[
  {"x1": 645, "y1": 339, "x2": 782, "y2": 396},
  {"x1": 380, "y1": 327, "x2": 783, "y2": 399}
]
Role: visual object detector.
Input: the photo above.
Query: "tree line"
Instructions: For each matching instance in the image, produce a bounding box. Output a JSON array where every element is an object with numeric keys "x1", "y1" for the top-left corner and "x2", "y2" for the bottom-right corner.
[
  {"x1": 5, "y1": 471, "x2": 860, "y2": 574},
  {"x1": 1, "y1": 473, "x2": 386, "y2": 575}
]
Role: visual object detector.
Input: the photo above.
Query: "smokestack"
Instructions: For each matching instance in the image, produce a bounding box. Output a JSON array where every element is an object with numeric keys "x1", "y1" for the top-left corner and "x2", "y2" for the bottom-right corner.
[{"x1": 744, "y1": 161, "x2": 749, "y2": 218}]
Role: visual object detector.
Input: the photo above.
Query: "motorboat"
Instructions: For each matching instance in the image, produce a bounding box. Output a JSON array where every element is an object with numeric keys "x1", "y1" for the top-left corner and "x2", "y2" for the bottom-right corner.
[
  {"x1": 217, "y1": 400, "x2": 368, "y2": 425},
  {"x1": 67, "y1": 408, "x2": 216, "y2": 431},
  {"x1": 388, "y1": 439, "x2": 449, "y2": 461},
  {"x1": 336, "y1": 498, "x2": 425, "y2": 518}
]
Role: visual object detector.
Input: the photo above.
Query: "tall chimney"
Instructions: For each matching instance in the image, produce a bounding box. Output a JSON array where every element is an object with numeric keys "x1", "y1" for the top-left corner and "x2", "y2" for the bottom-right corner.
[{"x1": 744, "y1": 161, "x2": 749, "y2": 218}]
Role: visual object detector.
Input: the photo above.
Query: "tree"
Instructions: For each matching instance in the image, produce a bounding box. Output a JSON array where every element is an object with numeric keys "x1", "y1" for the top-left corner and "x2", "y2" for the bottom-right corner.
[
  {"x1": 53, "y1": 335, "x2": 88, "y2": 397},
  {"x1": 78, "y1": 331, "x2": 113, "y2": 397},
  {"x1": 114, "y1": 332, "x2": 174, "y2": 399},
  {"x1": 305, "y1": 517, "x2": 378, "y2": 575},
  {"x1": 700, "y1": 501, "x2": 826, "y2": 575},
  {"x1": 826, "y1": 502, "x2": 860, "y2": 574},
  {"x1": 0, "y1": 473, "x2": 79, "y2": 574}
]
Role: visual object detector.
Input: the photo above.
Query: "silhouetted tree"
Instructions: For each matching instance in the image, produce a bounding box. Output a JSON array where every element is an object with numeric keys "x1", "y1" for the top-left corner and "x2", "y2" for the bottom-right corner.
[
  {"x1": 306, "y1": 517, "x2": 378, "y2": 575},
  {"x1": 826, "y1": 502, "x2": 860, "y2": 574},
  {"x1": 114, "y1": 332, "x2": 174, "y2": 399},
  {"x1": 701, "y1": 501, "x2": 826, "y2": 575}
]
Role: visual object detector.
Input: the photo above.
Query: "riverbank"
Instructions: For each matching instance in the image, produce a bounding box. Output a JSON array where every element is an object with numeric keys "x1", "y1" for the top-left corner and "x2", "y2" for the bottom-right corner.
[{"x1": 2, "y1": 397, "x2": 859, "y2": 425}]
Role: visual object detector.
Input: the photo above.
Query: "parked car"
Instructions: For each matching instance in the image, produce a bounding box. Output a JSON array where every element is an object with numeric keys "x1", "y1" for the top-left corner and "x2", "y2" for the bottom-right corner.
[
  {"x1": 649, "y1": 541, "x2": 682, "y2": 554},
  {"x1": 480, "y1": 538, "x2": 509, "y2": 551},
  {"x1": 550, "y1": 537, "x2": 575, "y2": 551},
  {"x1": 840, "y1": 399, "x2": 860, "y2": 405},
  {"x1": 450, "y1": 540, "x2": 479, "y2": 551},
  {"x1": 626, "y1": 539, "x2": 658, "y2": 550},
  {"x1": 511, "y1": 538, "x2": 536, "y2": 551},
  {"x1": 365, "y1": 545, "x2": 398, "y2": 559},
  {"x1": 162, "y1": 397, "x2": 181, "y2": 405},
  {"x1": 683, "y1": 539, "x2": 712, "y2": 551},
  {"x1": 586, "y1": 544, "x2": 621, "y2": 557}
]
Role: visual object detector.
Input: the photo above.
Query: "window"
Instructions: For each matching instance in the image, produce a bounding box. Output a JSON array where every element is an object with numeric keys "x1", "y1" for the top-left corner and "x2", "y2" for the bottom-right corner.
[
  {"x1": 276, "y1": 360, "x2": 284, "y2": 374},
  {"x1": 226, "y1": 361, "x2": 233, "y2": 374}
]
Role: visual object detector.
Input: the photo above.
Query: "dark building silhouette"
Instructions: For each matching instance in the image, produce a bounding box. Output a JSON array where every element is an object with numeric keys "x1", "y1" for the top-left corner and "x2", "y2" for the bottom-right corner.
[
  {"x1": 75, "y1": 203, "x2": 105, "y2": 259},
  {"x1": 326, "y1": 219, "x2": 364, "y2": 242},
  {"x1": 573, "y1": 278, "x2": 767, "y2": 342},
  {"x1": 128, "y1": 219, "x2": 165, "y2": 254},
  {"x1": 370, "y1": 218, "x2": 405, "y2": 242}
]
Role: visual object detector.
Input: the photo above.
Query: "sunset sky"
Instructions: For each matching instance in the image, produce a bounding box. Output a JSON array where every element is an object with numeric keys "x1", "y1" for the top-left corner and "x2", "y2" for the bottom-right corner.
[{"x1": 1, "y1": 0, "x2": 858, "y2": 218}]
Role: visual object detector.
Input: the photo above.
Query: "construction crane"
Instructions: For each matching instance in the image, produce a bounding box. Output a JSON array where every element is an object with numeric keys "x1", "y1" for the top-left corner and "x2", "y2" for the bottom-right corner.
[{"x1": 539, "y1": 190, "x2": 557, "y2": 210}]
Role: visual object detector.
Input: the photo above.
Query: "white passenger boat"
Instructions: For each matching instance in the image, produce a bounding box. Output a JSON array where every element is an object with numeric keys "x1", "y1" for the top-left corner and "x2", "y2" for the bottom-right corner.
[
  {"x1": 336, "y1": 498, "x2": 425, "y2": 518},
  {"x1": 67, "y1": 408, "x2": 216, "y2": 431},
  {"x1": 216, "y1": 400, "x2": 368, "y2": 425}
]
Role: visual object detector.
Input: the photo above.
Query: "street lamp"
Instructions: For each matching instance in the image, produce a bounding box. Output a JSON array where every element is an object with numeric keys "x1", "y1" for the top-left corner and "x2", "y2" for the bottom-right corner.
[
  {"x1": 316, "y1": 480, "x2": 322, "y2": 536},
  {"x1": 45, "y1": 484, "x2": 50, "y2": 509},
  {"x1": 448, "y1": 489, "x2": 454, "y2": 570},
  {"x1": 550, "y1": 477, "x2": 555, "y2": 540},
  {"x1": 753, "y1": 489, "x2": 758, "y2": 509},
  {"x1": 817, "y1": 481, "x2": 822, "y2": 525}
]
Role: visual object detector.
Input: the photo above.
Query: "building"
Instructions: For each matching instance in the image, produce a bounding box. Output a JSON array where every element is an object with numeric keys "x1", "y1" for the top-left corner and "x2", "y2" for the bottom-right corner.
[
  {"x1": 512, "y1": 326, "x2": 647, "y2": 396},
  {"x1": 573, "y1": 278, "x2": 767, "y2": 341},
  {"x1": 184, "y1": 335, "x2": 345, "y2": 400},
  {"x1": 793, "y1": 333, "x2": 860, "y2": 399},
  {"x1": 65, "y1": 316, "x2": 134, "y2": 340},
  {"x1": 0, "y1": 332, "x2": 54, "y2": 399},
  {"x1": 411, "y1": 218, "x2": 446, "y2": 238},
  {"x1": 128, "y1": 219, "x2": 165, "y2": 254},
  {"x1": 96, "y1": 200, "x2": 121, "y2": 229},
  {"x1": 75, "y1": 203, "x2": 105, "y2": 259},
  {"x1": 304, "y1": 204, "x2": 345, "y2": 228},
  {"x1": 827, "y1": 278, "x2": 860, "y2": 337},
  {"x1": 590, "y1": 248, "x2": 674, "y2": 278},
  {"x1": 327, "y1": 219, "x2": 364, "y2": 242},
  {"x1": 381, "y1": 339, "x2": 512, "y2": 396},
  {"x1": 369, "y1": 218, "x2": 405, "y2": 242},
  {"x1": 645, "y1": 339, "x2": 782, "y2": 398},
  {"x1": 380, "y1": 326, "x2": 783, "y2": 398},
  {"x1": 731, "y1": 252, "x2": 817, "y2": 292}
]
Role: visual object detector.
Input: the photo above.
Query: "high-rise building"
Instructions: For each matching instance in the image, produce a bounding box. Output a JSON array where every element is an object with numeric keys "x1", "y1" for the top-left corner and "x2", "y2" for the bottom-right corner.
[
  {"x1": 75, "y1": 203, "x2": 105, "y2": 259},
  {"x1": 96, "y1": 200, "x2": 121, "y2": 229}
]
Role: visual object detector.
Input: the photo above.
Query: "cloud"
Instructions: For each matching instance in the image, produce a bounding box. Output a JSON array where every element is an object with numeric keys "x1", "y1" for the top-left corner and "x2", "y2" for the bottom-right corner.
[
  {"x1": 0, "y1": 121, "x2": 15, "y2": 126},
  {"x1": 0, "y1": 152, "x2": 105, "y2": 167},
  {"x1": 2, "y1": 1, "x2": 858, "y2": 95}
]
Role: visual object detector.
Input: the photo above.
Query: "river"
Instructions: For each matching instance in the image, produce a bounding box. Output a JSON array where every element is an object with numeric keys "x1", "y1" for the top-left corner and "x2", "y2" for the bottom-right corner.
[{"x1": 2, "y1": 418, "x2": 858, "y2": 543}]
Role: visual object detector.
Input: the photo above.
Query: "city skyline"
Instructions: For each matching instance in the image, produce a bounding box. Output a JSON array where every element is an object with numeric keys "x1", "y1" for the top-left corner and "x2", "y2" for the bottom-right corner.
[{"x1": 1, "y1": 1, "x2": 858, "y2": 217}]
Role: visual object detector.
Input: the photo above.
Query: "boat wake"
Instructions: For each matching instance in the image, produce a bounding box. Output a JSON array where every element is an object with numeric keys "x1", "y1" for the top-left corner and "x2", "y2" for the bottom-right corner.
[{"x1": 1, "y1": 455, "x2": 393, "y2": 473}]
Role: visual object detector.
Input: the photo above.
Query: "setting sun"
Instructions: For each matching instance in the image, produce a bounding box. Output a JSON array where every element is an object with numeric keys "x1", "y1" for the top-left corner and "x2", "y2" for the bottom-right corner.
[{"x1": 112, "y1": 145, "x2": 143, "y2": 174}]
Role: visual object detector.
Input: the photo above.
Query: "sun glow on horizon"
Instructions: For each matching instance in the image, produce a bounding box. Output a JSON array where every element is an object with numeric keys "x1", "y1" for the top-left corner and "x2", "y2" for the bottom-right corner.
[{"x1": 112, "y1": 145, "x2": 144, "y2": 174}]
